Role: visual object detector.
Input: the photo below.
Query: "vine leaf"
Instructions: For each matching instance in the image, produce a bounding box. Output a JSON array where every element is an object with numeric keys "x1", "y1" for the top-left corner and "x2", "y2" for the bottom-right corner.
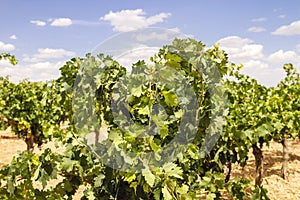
[
  {"x1": 162, "y1": 90, "x2": 178, "y2": 107},
  {"x1": 94, "y1": 174, "x2": 105, "y2": 187},
  {"x1": 142, "y1": 168, "x2": 156, "y2": 187},
  {"x1": 162, "y1": 185, "x2": 173, "y2": 200}
]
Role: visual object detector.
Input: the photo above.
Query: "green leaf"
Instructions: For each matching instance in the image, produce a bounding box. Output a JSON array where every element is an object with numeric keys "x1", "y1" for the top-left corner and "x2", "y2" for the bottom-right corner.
[
  {"x1": 176, "y1": 184, "x2": 189, "y2": 194},
  {"x1": 149, "y1": 136, "x2": 160, "y2": 152},
  {"x1": 153, "y1": 188, "x2": 161, "y2": 200},
  {"x1": 174, "y1": 109, "x2": 183, "y2": 119},
  {"x1": 33, "y1": 164, "x2": 41, "y2": 180},
  {"x1": 138, "y1": 105, "x2": 150, "y2": 115},
  {"x1": 130, "y1": 181, "x2": 138, "y2": 193},
  {"x1": 61, "y1": 158, "x2": 74, "y2": 172},
  {"x1": 162, "y1": 185, "x2": 173, "y2": 200},
  {"x1": 124, "y1": 173, "x2": 136, "y2": 183},
  {"x1": 38, "y1": 169, "x2": 49, "y2": 188},
  {"x1": 131, "y1": 85, "x2": 143, "y2": 97},
  {"x1": 94, "y1": 174, "x2": 105, "y2": 187},
  {"x1": 206, "y1": 193, "x2": 217, "y2": 200},
  {"x1": 163, "y1": 162, "x2": 183, "y2": 179},
  {"x1": 160, "y1": 126, "x2": 169, "y2": 139},
  {"x1": 31, "y1": 154, "x2": 40, "y2": 166},
  {"x1": 142, "y1": 168, "x2": 156, "y2": 187},
  {"x1": 7, "y1": 177, "x2": 14, "y2": 194},
  {"x1": 84, "y1": 188, "x2": 96, "y2": 200},
  {"x1": 162, "y1": 90, "x2": 178, "y2": 107}
]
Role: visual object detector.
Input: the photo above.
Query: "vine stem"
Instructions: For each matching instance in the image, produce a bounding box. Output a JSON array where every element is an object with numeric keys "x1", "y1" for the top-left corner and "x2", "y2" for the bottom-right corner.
[
  {"x1": 252, "y1": 143, "x2": 264, "y2": 187},
  {"x1": 281, "y1": 136, "x2": 289, "y2": 179}
]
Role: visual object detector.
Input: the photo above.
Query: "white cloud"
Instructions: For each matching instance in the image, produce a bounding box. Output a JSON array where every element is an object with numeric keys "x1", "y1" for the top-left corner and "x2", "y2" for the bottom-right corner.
[
  {"x1": 217, "y1": 36, "x2": 252, "y2": 48},
  {"x1": 0, "y1": 41, "x2": 15, "y2": 51},
  {"x1": 0, "y1": 59, "x2": 13, "y2": 68},
  {"x1": 23, "y1": 48, "x2": 76, "y2": 62},
  {"x1": 278, "y1": 15, "x2": 286, "y2": 19},
  {"x1": 100, "y1": 9, "x2": 171, "y2": 32},
  {"x1": 240, "y1": 60, "x2": 285, "y2": 86},
  {"x1": 247, "y1": 26, "x2": 266, "y2": 33},
  {"x1": 135, "y1": 28, "x2": 180, "y2": 42},
  {"x1": 9, "y1": 35, "x2": 17, "y2": 40},
  {"x1": 50, "y1": 18, "x2": 73, "y2": 27},
  {"x1": 136, "y1": 32, "x2": 170, "y2": 42},
  {"x1": 272, "y1": 20, "x2": 300, "y2": 35},
  {"x1": 116, "y1": 46, "x2": 158, "y2": 69},
  {"x1": 0, "y1": 60, "x2": 65, "y2": 83},
  {"x1": 47, "y1": 18, "x2": 101, "y2": 27},
  {"x1": 251, "y1": 17, "x2": 267, "y2": 22},
  {"x1": 30, "y1": 20, "x2": 46, "y2": 26},
  {"x1": 267, "y1": 50, "x2": 300, "y2": 65},
  {"x1": 217, "y1": 36, "x2": 300, "y2": 86},
  {"x1": 72, "y1": 20, "x2": 102, "y2": 26},
  {"x1": 217, "y1": 36, "x2": 264, "y2": 63}
]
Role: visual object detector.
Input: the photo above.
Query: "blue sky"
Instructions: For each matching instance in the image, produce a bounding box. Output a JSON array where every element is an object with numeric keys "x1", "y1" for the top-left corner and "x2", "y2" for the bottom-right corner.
[{"x1": 1, "y1": 0, "x2": 300, "y2": 86}]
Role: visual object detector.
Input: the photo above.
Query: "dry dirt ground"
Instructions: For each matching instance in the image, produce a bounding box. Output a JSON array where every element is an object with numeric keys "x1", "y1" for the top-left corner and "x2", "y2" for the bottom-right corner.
[
  {"x1": 1, "y1": 129, "x2": 300, "y2": 200},
  {"x1": 230, "y1": 138, "x2": 300, "y2": 199}
]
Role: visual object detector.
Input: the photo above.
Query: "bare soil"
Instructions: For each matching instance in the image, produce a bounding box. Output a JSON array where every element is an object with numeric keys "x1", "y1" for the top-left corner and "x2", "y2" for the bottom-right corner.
[
  {"x1": 1, "y1": 129, "x2": 300, "y2": 199},
  {"x1": 231, "y1": 139, "x2": 300, "y2": 199}
]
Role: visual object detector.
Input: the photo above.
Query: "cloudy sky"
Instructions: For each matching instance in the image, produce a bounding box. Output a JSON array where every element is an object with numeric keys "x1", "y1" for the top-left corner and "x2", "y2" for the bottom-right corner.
[{"x1": 0, "y1": 0, "x2": 300, "y2": 86}]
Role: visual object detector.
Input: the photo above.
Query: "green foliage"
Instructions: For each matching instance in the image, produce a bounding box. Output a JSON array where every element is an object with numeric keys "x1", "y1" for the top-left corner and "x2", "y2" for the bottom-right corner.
[
  {"x1": 3, "y1": 38, "x2": 300, "y2": 199},
  {"x1": 0, "y1": 53, "x2": 18, "y2": 65},
  {"x1": 251, "y1": 186, "x2": 270, "y2": 200},
  {"x1": 67, "y1": 38, "x2": 231, "y2": 198},
  {"x1": 222, "y1": 69, "x2": 272, "y2": 167},
  {"x1": 269, "y1": 64, "x2": 300, "y2": 142},
  {"x1": 0, "y1": 78, "x2": 65, "y2": 151},
  {"x1": 0, "y1": 149, "x2": 62, "y2": 199}
]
